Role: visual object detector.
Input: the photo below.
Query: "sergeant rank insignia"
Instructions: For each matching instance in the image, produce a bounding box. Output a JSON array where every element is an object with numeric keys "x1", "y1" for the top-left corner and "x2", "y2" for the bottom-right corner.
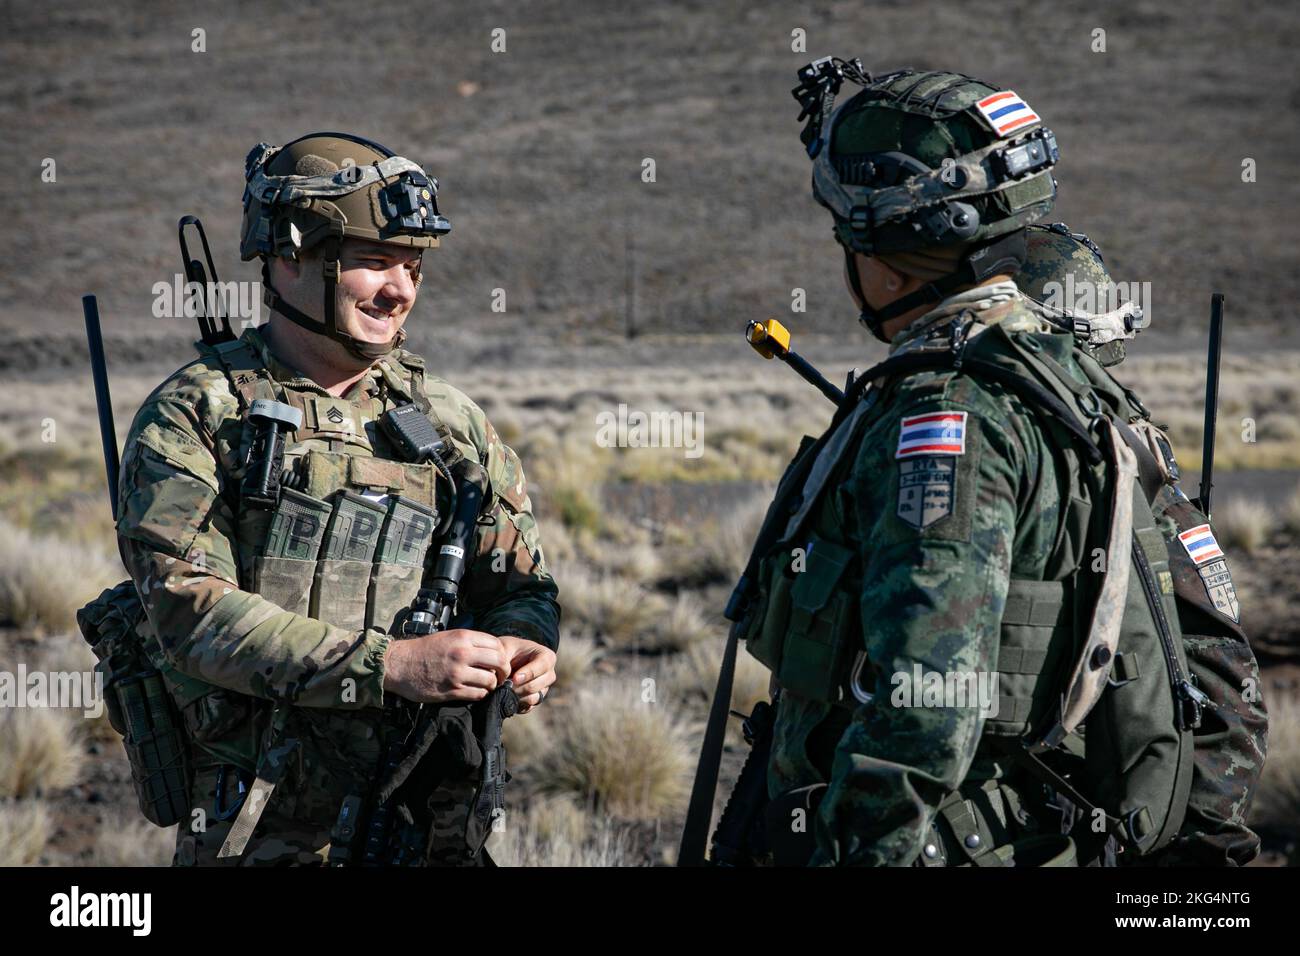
[
  {"x1": 1178, "y1": 523, "x2": 1240, "y2": 623},
  {"x1": 896, "y1": 411, "x2": 966, "y2": 530}
]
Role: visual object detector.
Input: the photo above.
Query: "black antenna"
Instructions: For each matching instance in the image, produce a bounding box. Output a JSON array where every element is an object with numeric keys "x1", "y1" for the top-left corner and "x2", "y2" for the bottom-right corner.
[{"x1": 1198, "y1": 293, "x2": 1225, "y2": 517}]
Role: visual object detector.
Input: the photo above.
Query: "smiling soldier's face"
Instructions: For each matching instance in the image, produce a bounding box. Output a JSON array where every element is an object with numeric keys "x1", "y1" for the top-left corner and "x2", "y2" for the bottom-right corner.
[
  {"x1": 270, "y1": 236, "x2": 424, "y2": 353},
  {"x1": 332, "y1": 238, "x2": 423, "y2": 346}
]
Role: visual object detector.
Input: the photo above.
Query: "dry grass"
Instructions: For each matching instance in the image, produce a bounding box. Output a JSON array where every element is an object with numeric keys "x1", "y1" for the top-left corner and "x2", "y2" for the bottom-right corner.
[
  {"x1": 0, "y1": 798, "x2": 51, "y2": 865},
  {"x1": 526, "y1": 677, "x2": 695, "y2": 821},
  {"x1": 0, "y1": 518, "x2": 121, "y2": 636},
  {"x1": 1282, "y1": 482, "x2": 1300, "y2": 536},
  {"x1": 551, "y1": 634, "x2": 602, "y2": 696},
  {"x1": 0, "y1": 707, "x2": 84, "y2": 798},
  {"x1": 487, "y1": 795, "x2": 635, "y2": 867},
  {"x1": 25, "y1": 631, "x2": 120, "y2": 743},
  {"x1": 553, "y1": 563, "x2": 666, "y2": 650},
  {"x1": 1213, "y1": 499, "x2": 1274, "y2": 555},
  {"x1": 1250, "y1": 693, "x2": 1300, "y2": 838},
  {"x1": 660, "y1": 496, "x2": 767, "y2": 588},
  {"x1": 90, "y1": 814, "x2": 176, "y2": 867}
]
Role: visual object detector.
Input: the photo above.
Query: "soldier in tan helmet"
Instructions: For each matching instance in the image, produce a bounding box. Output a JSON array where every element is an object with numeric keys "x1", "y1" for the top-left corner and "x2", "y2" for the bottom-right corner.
[{"x1": 84, "y1": 133, "x2": 560, "y2": 865}]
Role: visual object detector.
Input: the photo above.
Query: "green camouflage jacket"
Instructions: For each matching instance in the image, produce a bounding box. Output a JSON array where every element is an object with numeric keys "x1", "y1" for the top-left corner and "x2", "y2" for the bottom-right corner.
[
  {"x1": 757, "y1": 282, "x2": 1265, "y2": 867},
  {"x1": 115, "y1": 326, "x2": 558, "y2": 831},
  {"x1": 758, "y1": 283, "x2": 1071, "y2": 865}
]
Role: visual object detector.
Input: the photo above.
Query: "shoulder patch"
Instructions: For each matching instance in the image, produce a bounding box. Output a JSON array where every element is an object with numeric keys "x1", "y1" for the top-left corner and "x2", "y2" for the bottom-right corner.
[
  {"x1": 896, "y1": 411, "x2": 967, "y2": 458},
  {"x1": 897, "y1": 457, "x2": 956, "y2": 530},
  {"x1": 1178, "y1": 523, "x2": 1224, "y2": 565}
]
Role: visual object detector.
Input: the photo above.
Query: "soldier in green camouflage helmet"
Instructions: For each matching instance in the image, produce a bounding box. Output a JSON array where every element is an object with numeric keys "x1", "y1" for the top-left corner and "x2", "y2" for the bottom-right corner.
[
  {"x1": 1015, "y1": 223, "x2": 1268, "y2": 864},
  {"x1": 95, "y1": 132, "x2": 561, "y2": 865},
  {"x1": 708, "y1": 60, "x2": 1264, "y2": 867}
]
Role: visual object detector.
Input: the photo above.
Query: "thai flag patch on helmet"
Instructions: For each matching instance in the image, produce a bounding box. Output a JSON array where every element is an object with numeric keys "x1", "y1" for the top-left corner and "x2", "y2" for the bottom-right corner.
[
  {"x1": 896, "y1": 411, "x2": 967, "y2": 458},
  {"x1": 1178, "y1": 523, "x2": 1225, "y2": 565},
  {"x1": 975, "y1": 91, "x2": 1040, "y2": 136}
]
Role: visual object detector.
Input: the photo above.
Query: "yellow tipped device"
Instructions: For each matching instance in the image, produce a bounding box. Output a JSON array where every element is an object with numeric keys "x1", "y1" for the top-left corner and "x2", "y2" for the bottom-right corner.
[
  {"x1": 742, "y1": 317, "x2": 844, "y2": 404},
  {"x1": 745, "y1": 318, "x2": 791, "y2": 359}
]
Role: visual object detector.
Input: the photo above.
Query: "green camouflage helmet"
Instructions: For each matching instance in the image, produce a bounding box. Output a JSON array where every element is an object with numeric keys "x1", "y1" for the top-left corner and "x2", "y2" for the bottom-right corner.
[
  {"x1": 1017, "y1": 222, "x2": 1148, "y2": 366},
  {"x1": 240, "y1": 132, "x2": 451, "y2": 361},
  {"x1": 794, "y1": 59, "x2": 1059, "y2": 256}
]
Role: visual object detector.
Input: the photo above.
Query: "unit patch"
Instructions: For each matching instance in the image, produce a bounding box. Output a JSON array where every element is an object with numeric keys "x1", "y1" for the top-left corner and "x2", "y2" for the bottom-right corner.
[
  {"x1": 897, "y1": 457, "x2": 956, "y2": 530},
  {"x1": 1178, "y1": 523, "x2": 1239, "y2": 622},
  {"x1": 1198, "y1": 558, "x2": 1240, "y2": 623}
]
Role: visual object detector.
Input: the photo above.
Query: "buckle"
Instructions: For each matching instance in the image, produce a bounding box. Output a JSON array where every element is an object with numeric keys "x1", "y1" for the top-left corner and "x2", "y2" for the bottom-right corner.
[
  {"x1": 848, "y1": 205, "x2": 872, "y2": 236},
  {"x1": 214, "y1": 765, "x2": 251, "y2": 822}
]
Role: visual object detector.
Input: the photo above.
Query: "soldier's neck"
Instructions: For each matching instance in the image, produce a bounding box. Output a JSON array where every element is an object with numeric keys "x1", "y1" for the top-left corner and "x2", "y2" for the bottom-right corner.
[{"x1": 262, "y1": 318, "x2": 374, "y2": 398}]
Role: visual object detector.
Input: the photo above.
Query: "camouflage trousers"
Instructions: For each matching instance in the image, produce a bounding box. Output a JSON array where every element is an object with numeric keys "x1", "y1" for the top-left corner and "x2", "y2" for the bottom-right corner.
[{"x1": 173, "y1": 765, "x2": 330, "y2": 867}]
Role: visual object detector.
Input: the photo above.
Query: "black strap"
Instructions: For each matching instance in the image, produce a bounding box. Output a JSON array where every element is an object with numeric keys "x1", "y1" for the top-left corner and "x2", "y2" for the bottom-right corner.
[{"x1": 678, "y1": 621, "x2": 743, "y2": 866}]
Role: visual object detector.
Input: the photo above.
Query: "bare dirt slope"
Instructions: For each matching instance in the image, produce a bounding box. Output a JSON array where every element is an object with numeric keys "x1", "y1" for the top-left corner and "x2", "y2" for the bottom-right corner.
[{"x1": 2, "y1": 0, "x2": 1299, "y2": 376}]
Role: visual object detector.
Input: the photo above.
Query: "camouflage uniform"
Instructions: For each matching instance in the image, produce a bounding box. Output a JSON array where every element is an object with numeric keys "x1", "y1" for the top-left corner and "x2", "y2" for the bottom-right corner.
[
  {"x1": 750, "y1": 285, "x2": 1082, "y2": 865},
  {"x1": 707, "y1": 64, "x2": 1265, "y2": 868},
  {"x1": 116, "y1": 326, "x2": 558, "y2": 865}
]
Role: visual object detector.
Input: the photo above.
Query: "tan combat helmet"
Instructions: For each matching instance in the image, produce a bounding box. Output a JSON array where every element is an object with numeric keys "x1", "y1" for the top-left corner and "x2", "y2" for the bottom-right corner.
[{"x1": 240, "y1": 132, "x2": 451, "y2": 361}]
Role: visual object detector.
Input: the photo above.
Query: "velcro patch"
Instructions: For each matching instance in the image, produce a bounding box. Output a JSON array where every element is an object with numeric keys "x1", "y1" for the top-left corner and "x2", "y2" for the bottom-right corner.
[
  {"x1": 897, "y1": 457, "x2": 956, "y2": 530},
  {"x1": 1178, "y1": 523, "x2": 1224, "y2": 565},
  {"x1": 1196, "y1": 558, "x2": 1240, "y2": 623},
  {"x1": 896, "y1": 411, "x2": 967, "y2": 459},
  {"x1": 974, "y1": 90, "x2": 1040, "y2": 136}
]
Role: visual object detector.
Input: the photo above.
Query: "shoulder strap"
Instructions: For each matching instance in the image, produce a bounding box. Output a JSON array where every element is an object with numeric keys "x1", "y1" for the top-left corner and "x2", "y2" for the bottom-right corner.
[
  {"x1": 377, "y1": 351, "x2": 432, "y2": 415},
  {"x1": 197, "y1": 337, "x2": 282, "y2": 410}
]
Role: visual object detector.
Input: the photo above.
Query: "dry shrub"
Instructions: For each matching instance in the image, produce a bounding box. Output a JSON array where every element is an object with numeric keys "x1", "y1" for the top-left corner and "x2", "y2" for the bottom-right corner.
[
  {"x1": 1281, "y1": 482, "x2": 1300, "y2": 536},
  {"x1": 488, "y1": 795, "x2": 634, "y2": 867},
  {"x1": 0, "y1": 799, "x2": 50, "y2": 865},
  {"x1": 659, "y1": 495, "x2": 767, "y2": 587},
  {"x1": 90, "y1": 814, "x2": 176, "y2": 867},
  {"x1": 0, "y1": 518, "x2": 120, "y2": 635},
  {"x1": 653, "y1": 591, "x2": 723, "y2": 652},
  {"x1": 551, "y1": 634, "x2": 602, "y2": 696},
  {"x1": 528, "y1": 677, "x2": 694, "y2": 821},
  {"x1": 554, "y1": 563, "x2": 667, "y2": 650},
  {"x1": 673, "y1": 637, "x2": 771, "y2": 716},
  {"x1": 532, "y1": 440, "x2": 608, "y2": 536},
  {"x1": 1251, "y1": 693, "x2": 1300, "y2": 836},
  {"x1": 598, "y1": 536, "x2": 663, "y2": 586},
  {"x1": 1213, "y1": 499, "x2": 1273, "y2": 555},
  {"x1": 0, "y1": 707, "x2": 84, "y2": 798}
]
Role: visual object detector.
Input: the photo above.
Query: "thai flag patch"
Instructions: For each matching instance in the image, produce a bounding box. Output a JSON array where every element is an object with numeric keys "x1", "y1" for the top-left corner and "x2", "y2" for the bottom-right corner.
[
  {"x1": 896, "y1": 411, "x2": 967, "y2": 459},
  {"x1": 1178, "y1": 523, "x2": 1225, "y2": 565},
  {"x1": 974, "y1": 90, "x2": 1040, "y2": 136}
]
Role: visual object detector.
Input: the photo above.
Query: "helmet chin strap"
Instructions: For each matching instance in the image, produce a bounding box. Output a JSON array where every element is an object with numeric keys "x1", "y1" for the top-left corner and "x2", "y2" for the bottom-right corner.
[
  {"x1": 260, "y1": 237, "x2": 405, "y2": 363},
  {"x1": 843, "y1": 230, "x2": 1028, "y2": 343}
]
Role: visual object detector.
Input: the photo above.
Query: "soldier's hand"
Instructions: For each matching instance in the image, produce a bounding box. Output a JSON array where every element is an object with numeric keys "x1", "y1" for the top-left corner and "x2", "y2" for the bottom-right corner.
[
  {"x1": 382, "y1": 629, "x2": 512, "y2": 704},
  {"x1": 498, "y1": 635, "x2": 557, "y2": 713}
]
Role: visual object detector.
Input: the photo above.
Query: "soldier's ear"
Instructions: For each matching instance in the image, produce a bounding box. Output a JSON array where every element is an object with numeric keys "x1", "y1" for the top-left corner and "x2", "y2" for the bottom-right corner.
[{"x1": 877, "y1": 257, "x2": 907, "y2": 292}]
